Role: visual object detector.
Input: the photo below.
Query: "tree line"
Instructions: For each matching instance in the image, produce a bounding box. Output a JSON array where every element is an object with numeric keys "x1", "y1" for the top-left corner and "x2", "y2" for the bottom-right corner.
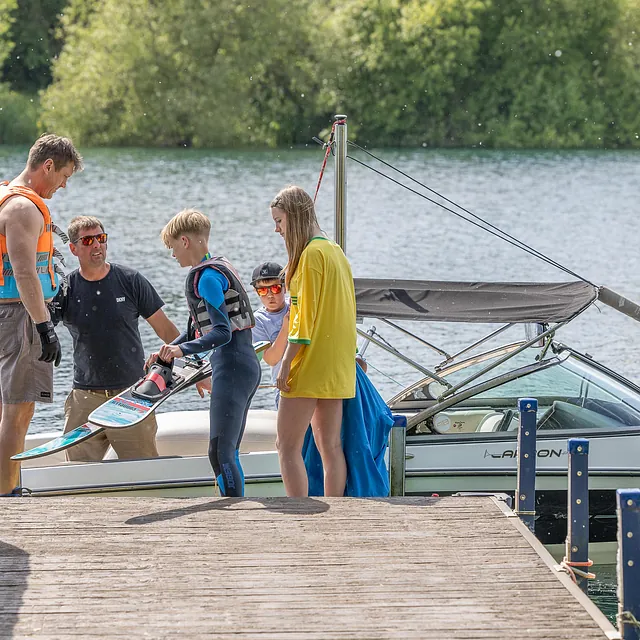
[{"x1": 1, "y1": 0, "x2": 639, "y2": 148}]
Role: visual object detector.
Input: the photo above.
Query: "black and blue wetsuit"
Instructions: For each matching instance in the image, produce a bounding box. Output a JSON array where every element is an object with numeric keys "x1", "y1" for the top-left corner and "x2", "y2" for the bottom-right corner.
[{"x1": 176, "y1": 266, "x2": 260, "y2": 496}]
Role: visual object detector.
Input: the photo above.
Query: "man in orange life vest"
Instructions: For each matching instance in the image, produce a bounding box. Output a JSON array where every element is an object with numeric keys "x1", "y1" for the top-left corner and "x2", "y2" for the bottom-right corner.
[{"x1": 0, "y1": 134, "x2": 83, "y2": 496}]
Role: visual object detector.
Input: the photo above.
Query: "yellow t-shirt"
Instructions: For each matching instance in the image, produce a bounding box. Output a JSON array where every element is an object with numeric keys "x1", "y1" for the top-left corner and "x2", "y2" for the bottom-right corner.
[{"x1": 282, "y1": 237, "x2": 357, "y2": 399}]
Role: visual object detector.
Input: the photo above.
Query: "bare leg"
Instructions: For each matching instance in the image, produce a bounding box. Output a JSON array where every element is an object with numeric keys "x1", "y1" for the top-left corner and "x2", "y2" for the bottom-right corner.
[
  {"x1": 277, "y1": 396, "x2": 317, "y2": 497},
  {"x1": 0, "y1": 402, "x2": 35, "y2": 494},
  {"x1": 311, "y1": 399, "x2": 346, "y2": 497}
]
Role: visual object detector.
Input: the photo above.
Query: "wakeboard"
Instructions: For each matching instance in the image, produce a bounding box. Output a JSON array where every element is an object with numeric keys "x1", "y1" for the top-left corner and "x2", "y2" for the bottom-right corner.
[
  {"x1": 12, "y1": 423, "x2": 105, "y2": 461},
  {"x1": 88, "y1": 351, "x2": 214, "y2": 428},
  {"x1": 13, "y1": 341, "x2": 270, "y2": 461}
]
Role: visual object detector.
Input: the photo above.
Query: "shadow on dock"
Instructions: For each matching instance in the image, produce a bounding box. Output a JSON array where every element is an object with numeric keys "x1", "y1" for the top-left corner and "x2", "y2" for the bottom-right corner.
[
  {"x1": 0, "y1": 541, "x2": 29, "y2": 638},
  {"x1": 125, "y1": 496, "x2": 331, "y2": 526}
]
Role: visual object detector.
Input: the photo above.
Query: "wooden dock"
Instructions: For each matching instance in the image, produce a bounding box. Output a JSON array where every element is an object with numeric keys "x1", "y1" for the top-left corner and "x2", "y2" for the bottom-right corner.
[{"x1": 0, "y1": 496, "x2": 617, "y2": 639}]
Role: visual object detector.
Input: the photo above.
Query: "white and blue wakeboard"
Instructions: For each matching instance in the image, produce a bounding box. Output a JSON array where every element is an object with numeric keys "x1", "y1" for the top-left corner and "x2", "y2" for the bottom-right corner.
[{"x1": 13, "y1": 341, "x2": 270, "y2": 461}]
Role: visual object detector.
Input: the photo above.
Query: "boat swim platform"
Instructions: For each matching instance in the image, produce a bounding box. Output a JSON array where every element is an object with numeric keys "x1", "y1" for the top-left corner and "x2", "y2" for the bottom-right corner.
[{"x1": 0, "y1": 495, "x2": 618, "y2": 639}]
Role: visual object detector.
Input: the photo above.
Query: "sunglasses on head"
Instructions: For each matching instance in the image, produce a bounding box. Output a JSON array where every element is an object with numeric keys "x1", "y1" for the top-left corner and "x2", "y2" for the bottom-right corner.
[
  {"x1": 255, "y1": 284, "x2": 283, "y2": 296},
  {"x1": 74, "y1": 233, "x2": 108, "y2": 246}
]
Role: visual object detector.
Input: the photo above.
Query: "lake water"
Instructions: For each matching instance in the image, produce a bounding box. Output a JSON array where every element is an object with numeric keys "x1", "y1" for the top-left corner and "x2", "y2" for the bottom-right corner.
[
  {"x1": 1, "y1": 145, "x2": 636, "y2": 624},
  {"x1": 1, "y1": 145, "x2": 638, "y2": 431}
]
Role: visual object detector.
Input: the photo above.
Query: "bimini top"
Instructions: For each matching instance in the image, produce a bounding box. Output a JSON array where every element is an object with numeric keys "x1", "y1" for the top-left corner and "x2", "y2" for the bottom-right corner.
[{"x1": 354, "y1": 279, "x2": 598, "y2": 324}]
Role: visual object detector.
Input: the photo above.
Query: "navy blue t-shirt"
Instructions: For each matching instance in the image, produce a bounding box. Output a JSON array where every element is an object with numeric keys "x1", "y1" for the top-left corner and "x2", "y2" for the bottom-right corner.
[{"x1": 62, "y1": 264, "x2": 163, "y2": 390}]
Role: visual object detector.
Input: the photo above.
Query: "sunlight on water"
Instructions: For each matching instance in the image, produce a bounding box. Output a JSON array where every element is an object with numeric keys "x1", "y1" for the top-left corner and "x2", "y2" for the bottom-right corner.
[
  {"x1": 590, "y1": 564, "x2": 618, "y2": 625},
  {"x1": 0, "y1": 146, "x2": 638, "y2": 436}
]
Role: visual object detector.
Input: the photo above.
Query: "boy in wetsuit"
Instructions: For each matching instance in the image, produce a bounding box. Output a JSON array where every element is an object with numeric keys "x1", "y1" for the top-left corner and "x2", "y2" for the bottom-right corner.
[{"x1": 158, "y1": 209, "x2": 260, "y2": 497}]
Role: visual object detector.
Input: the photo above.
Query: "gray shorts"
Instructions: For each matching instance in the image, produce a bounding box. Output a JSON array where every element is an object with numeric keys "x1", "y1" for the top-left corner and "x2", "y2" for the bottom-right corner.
[{"x1": 0, "y1": 303, "x2": 53, "y2": 404}]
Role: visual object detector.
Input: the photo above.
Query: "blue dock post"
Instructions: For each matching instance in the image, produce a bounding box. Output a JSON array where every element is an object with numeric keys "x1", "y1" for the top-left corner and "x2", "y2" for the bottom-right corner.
[
  {"x1": 617, "y1": 489, "x2": 640, "y2": 639},
  {"x1": 515, "y1": 398, "x2": 537, "y2": 532},
  {"x1": 566, "y1": 438, "x2": 591, "y2": 594},
  {"x1": 389, "y1": 415, "x2": 407, "y2": 497}
]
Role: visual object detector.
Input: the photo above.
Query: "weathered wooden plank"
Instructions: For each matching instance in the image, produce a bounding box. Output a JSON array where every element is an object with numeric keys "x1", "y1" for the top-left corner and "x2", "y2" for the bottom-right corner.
[{"x1": 0, "y1": 497, "x2": 613, "y2": 639}]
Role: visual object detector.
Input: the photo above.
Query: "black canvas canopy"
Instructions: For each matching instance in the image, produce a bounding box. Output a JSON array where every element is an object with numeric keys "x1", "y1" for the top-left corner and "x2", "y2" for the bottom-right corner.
[{"x1": 354, "y1": 279, "x2": 598, "y2": 324}]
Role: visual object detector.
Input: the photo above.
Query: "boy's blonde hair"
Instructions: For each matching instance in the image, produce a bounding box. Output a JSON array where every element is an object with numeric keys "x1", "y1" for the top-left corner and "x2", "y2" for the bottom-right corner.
[{"x1": 161, "y1": 208, "x2": 211, "y2": 247}]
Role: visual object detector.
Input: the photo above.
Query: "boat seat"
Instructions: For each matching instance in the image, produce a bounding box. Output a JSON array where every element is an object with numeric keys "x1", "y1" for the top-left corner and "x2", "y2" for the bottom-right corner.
[
  {"x1": 477, "y1": 409, "x2": 518, "y2": 432},
  {"x1": 432, "y1": 410, "x2": 500, "y2": 434},
  {"x1": 476, "y1": 414, "x2": 503, "y2": 432}
]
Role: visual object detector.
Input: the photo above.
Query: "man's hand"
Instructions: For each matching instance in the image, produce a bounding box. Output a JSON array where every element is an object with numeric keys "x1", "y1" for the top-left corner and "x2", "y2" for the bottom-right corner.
[
  {"x1": 195, "y1": 377, "x2": 212, "y2": 398},
  {"x1": 158, "y1": 344, "x2": 183, "y2": 362},
  {"x1": 35, "y1": 321, "x2": 62, "y2": 367},
  {"x1": 47, "y1": 288, "x2": 66, "y2": 326}
]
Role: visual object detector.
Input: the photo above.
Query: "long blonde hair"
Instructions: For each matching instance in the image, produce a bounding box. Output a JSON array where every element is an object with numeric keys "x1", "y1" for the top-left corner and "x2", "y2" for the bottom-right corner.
[{"x1": 270, "y1": 186, "x2": 319, "y2": 287}]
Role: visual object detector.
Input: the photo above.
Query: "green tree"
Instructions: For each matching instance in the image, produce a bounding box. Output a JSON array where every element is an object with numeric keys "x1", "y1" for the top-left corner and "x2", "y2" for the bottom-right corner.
[
  {"x1": 42, "y1": 0, "x2": 329, "y2": 147},
  {"x1": 328, "y1": 0, "x2": 640, "y2": 148},
  {"x1": 1, "y1": 0, "x2": 67, "y2": 93},
  {"x1": 463, "y1": 0, "x2": 622, "y2": 147},
  {"x1": 326, "y1": 0, "x2": 489, "y2": 146},
  {"x1": 0, "y1": 0, "x2": 17, "y2": 71},
  {"x1": 38, "y1": 0, "x2": 640, "y2": 148}
]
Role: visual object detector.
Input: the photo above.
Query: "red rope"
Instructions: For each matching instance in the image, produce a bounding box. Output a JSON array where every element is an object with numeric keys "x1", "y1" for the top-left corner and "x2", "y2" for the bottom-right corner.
[
  {"x1": 558, "y1": 556, "x2": 596, "y2": 583},
  {"x1": 313, "y1": 119, "x2": 346, "y2": 203}
]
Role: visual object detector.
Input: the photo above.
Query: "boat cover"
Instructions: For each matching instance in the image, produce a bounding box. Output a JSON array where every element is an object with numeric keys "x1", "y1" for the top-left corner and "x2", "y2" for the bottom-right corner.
[
  {"x1": 354, "y1": 279, "x2": 597, "y2": 324},
  {"x1": 302, "y1": 364, "x2": 395, "y2": 497}
]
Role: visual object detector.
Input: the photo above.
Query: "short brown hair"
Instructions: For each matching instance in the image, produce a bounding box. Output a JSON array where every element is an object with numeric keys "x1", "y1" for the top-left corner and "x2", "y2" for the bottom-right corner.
[
  {"x1": 28, "y1": 133, "x2": 84, "y2": 172},
  {"x1": 161, "y1": 208, "x2": 211, "y2": 247},
  {"x1": 68, "y1": 216, "x2": 104, "y2": 244}
]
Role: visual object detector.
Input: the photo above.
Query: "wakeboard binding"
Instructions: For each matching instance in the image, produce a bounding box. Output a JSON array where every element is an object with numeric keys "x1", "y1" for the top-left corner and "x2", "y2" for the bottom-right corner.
[{"x1": 131, "y1": 358, "x2": 175, "y2": 401}]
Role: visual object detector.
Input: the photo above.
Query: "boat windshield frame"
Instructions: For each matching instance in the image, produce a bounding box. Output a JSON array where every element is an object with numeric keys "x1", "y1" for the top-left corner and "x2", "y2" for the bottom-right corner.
[{"x1": 398, "y1": 343, "x2": 640, "y2": 434}]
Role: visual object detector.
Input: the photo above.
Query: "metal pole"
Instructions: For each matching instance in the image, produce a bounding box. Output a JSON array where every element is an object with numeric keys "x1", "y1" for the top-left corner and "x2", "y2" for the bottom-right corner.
[
  {"x1": 438, "y1": 323, "x2": 514, "y2": 368},
  {"x1": 334, "y1": 115, "x2": 347, "y2": 253},
  {"x1": 439, "y1": 321, "x2": 563, "y2": 401},
  {"x1": 618, "y1": 489, "x2": 640, "y2": 639},
  {"x1": 380, "y1": 318, "x2": 451, "y2": 359},
  {"x1": 389, "y1": 415, "x2": 407, "y2": 497},
  {"x1": 358, "y1": 326, "x2": 375, "y2": 359},
  {"x1": 355, "y1": 327, "x2": 451, "y2": 387},
  {"x1": 515, "y1": 398, "x2": 537, "y2": 532},
  {"x1": 566, "y1": 438, "x2": 590, "y2": 594}
]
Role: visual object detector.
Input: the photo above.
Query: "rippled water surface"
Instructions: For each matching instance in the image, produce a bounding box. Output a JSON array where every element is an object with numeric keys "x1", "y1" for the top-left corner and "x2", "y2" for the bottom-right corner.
[{"x1": 0, "y1": 146, "x2": 638, "y2": 432}]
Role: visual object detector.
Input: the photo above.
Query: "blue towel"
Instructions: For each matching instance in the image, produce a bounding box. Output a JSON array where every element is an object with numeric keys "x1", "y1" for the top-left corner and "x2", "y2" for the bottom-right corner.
[{"x1": 302, "y1": 365, "x2": 395, "y2": 497}]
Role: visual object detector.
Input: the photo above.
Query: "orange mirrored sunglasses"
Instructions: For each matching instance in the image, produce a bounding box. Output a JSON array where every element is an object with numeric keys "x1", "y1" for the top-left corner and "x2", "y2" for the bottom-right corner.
[
  {"x1": 255, "y1": 284, "x2": 283, "y2": 296},
  {"x1": 75, "y1": 233, "x2": 108, "y2": 246}
]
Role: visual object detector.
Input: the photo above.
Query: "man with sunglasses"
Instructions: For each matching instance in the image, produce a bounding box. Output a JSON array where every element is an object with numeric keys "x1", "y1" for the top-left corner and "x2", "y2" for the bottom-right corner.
[
  {"x1": 250, "y1": 262, "x2": 289, "y2": 407},
  {"x1": 52, "y1": 215, "x2": 180, "y2": 461}
]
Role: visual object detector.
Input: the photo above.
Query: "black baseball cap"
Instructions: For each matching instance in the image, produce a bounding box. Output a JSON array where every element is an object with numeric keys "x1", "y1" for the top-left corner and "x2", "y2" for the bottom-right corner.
[{"x1": 251, "y1": 261, "x2": 284, "y2": 286}]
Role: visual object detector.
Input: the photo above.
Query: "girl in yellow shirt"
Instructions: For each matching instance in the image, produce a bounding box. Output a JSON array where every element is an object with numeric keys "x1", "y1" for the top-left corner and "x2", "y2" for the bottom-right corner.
[{"x1": 270, "y1": 186, "x2": 356, "y2": 497}]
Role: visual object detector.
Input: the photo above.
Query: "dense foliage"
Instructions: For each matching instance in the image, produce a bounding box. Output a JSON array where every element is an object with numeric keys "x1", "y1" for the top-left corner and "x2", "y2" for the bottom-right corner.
[{"x1": 1, "y1": 0, "x2": 640, "y2": 147}]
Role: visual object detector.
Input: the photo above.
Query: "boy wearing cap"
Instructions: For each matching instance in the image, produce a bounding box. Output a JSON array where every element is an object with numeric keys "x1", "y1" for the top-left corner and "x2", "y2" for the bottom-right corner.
[{"x1": 250, "y1": 262, "x2": 289, "y2": 407}]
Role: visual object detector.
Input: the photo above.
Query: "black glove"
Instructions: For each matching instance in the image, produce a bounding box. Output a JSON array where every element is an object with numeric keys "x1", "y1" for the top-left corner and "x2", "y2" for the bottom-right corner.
[
  {"x1": 47, "y1": 288, "x2": 66, "y2": 327},
  {"x1": 35, "y1": 320, "x2": 62, "y2": 367}
]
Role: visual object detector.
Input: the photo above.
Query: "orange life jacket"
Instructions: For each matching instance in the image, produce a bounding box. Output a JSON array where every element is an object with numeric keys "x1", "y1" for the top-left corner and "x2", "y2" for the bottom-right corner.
[{"x1": 0, "y1": 183, "x2": 59, "y2": 299}]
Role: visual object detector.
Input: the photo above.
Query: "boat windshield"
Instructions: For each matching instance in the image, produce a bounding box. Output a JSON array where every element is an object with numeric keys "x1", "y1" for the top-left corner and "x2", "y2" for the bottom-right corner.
[
  {"x1": 409, "y1": 349, "x2": 640, "y2": 435},
  {"x1": 394, "y1": 346, "x2": 540, "y2": 404}
]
